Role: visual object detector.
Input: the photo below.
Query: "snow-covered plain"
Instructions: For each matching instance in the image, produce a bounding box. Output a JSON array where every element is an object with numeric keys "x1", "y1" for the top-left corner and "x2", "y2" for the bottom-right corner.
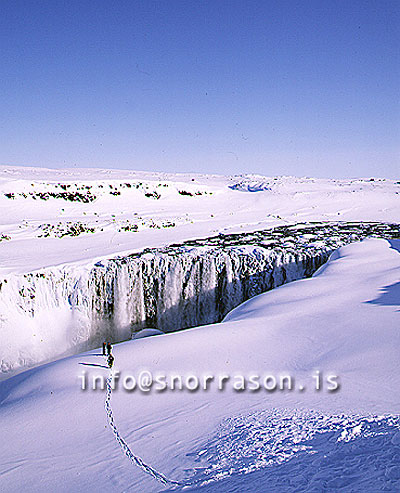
[
  {"x1": 0, "y1": 166, "x2": 400, "y2": 492},
  {"x1": 0, "y1": 165, "x2": 399, "y2": 274},
  {"x1": 0, "y1": 238, "x2": 399, "y2": 492}
]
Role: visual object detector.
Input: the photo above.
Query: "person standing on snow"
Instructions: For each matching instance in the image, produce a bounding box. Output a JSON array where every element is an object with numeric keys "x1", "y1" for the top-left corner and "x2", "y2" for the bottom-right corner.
[
  {"x1": 107, "y1": 353, "x2": 114, "y2": 368},
  {"x1": 106, "y1": 341, "x2": 112, "y2": 355}
]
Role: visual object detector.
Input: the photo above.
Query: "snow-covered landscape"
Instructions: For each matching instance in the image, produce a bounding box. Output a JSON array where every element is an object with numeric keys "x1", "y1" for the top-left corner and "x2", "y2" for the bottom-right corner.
[
  {"x1": 0, "y1": 166, "x2": 399, "y2": 491},
  {"x1": 1, "y1": 1, "x2": 399, "y2": 491}
]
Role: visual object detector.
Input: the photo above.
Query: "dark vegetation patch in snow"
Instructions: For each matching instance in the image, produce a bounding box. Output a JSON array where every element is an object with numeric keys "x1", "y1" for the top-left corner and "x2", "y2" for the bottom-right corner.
[
  {"x1": 160, "y1": 221, "x2": 400, "y2": 254},
  {"x1": 2, "y1": 180, "x2": 212, "y2": 203},
  {"x1": 229, "y1": 182, "x2": 272, "y2": 192},
  {"x1": 4, "y1": 188, "x2": 96, "y2": 203},
  {"x1": 38, "y1": 222, "x2": 96, "y2": 238},
  {"x1": 32, "y1": 217, "x2": 178, "y2": 238}
]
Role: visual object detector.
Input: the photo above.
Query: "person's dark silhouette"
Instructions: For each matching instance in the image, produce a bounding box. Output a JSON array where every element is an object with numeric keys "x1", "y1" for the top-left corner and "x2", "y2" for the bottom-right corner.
[
  {"x1": 106, "y1": 342, "x2": 112, "y2": 355},
  {"x1": 107, "y1": 353, "x2": 114, "y2": 368}
]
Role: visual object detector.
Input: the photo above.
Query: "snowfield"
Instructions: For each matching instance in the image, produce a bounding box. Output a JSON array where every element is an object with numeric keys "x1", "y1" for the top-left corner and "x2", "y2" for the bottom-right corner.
[
  {"x1": 0, "y1": 238, "x2": 399, "y2": 492},
  {"x1": 0, "y1": 165, "x2": 399, "y2": 274},
  {"x1": 0, "y1": 166, "x2": 399, "y2": 492}
]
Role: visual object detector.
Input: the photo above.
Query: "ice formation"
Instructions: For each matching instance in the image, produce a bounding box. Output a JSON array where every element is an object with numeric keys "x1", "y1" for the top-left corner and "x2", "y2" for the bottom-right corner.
[{"x1": 0, "y1": 221, "x2": 398, "y2": 376}]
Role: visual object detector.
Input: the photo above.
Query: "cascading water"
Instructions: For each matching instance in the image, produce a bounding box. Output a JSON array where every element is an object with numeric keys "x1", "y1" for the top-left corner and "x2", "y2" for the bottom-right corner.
[{"x1": 0, "y1": 221, "x2": 399, "y2": 377}]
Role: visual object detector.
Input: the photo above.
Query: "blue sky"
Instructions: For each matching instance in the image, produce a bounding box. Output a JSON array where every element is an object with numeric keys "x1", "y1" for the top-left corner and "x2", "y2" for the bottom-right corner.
[{"x1": 0, "y1": 0, "x2": 399, "y2": 178}]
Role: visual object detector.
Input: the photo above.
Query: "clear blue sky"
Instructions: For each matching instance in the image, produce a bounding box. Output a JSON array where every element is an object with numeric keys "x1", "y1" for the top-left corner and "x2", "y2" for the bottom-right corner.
[{"x1": 0, "y1": 0, "x2": 399, "y2": 178}]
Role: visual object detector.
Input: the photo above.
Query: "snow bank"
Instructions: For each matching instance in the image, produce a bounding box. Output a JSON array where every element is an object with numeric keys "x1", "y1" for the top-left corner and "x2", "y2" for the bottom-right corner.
[{"x1": 132, "y1": 328, "x2": 164, "y2": 339}]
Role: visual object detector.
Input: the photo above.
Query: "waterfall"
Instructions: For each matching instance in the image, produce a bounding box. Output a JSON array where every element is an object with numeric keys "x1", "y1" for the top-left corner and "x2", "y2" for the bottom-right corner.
[{"x1": 1, "y1": 221, "x2": 398, "y2": 376}]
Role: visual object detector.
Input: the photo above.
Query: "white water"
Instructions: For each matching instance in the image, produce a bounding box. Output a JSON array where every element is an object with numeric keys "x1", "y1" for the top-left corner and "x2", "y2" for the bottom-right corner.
[
  {"x1": 0, "y1": 243, "x2": 330, "y2": 376},
  {"x1": 1, "y1": 221, "x2": 398, "y2": 377}
]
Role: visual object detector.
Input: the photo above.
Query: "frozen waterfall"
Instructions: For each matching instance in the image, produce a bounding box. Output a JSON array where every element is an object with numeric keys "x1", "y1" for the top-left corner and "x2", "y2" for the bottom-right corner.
[{"x1": 0, "y1": 221, "x2": 398, "y2": 377}]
